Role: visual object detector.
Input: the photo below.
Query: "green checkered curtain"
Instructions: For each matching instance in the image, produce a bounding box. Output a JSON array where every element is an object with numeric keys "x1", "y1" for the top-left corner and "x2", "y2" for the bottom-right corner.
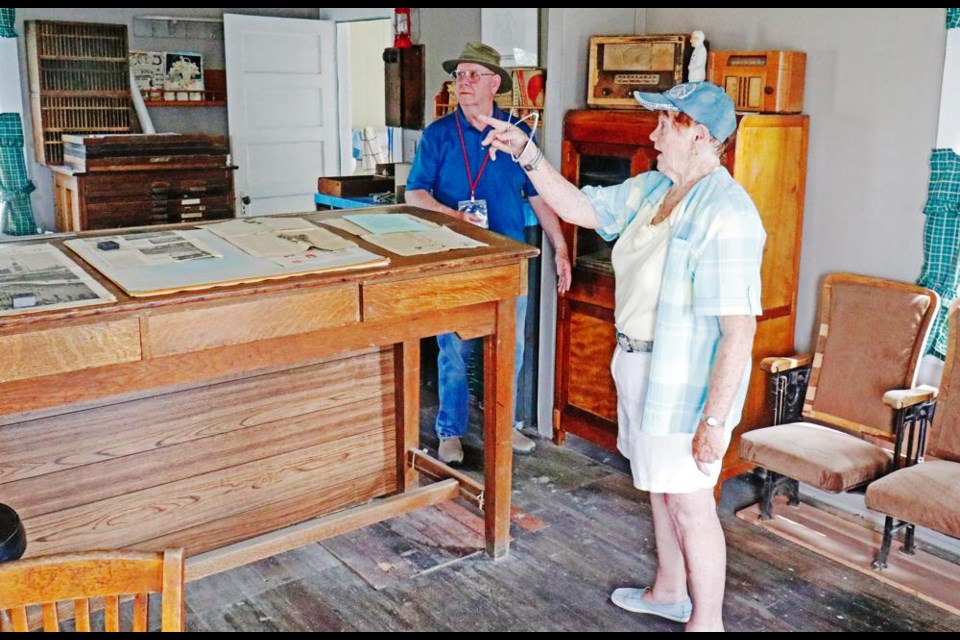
[
  {"x1": 948, "y1": 8, "x2": 960, "y2": 29},
  {"x1": 0, "y1": 9, "x2": 14, "y2": 37},
  {"x1": 918, "y1": 148, "x2": 960, "y2": 358},
  {"x1": 0, "y1": 113, "x2": 38, "y2": 236}
]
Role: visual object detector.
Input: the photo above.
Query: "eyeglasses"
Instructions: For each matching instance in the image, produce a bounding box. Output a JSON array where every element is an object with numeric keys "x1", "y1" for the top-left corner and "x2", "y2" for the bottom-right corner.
[{"x1": 451, "y1": 70, "x2": 497, "y2": 83}]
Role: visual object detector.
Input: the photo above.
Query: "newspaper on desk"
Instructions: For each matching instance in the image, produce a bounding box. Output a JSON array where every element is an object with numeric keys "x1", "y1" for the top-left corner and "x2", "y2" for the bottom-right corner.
[
  {"x1": 322, "y1": 213, "x2": 487, "y2": 256},
  {"x1": 64, "y1": 224, "x2": 390, "y2": 298},
  {"x1": 0, "y1": 243, "x2": 115, "y2": 316},
  {"x1": 206, "y1": 216, "x2": 355, "y2": 258},
  {"x1": 205, "y1": 216, "x2": 387, "y2": 270},
  {"x1": 72, "y1": 230, "x2": 222, "y2": 269}
]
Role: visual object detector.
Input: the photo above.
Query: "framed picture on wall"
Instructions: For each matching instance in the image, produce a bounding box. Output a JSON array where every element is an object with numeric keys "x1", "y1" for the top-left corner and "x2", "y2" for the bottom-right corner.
[
  {"x1": 129, "y1": 50, "x2": 165, "y2": 101},
  {"x1": 163, "y1": 52, "x2": 204, "y2": 101}
]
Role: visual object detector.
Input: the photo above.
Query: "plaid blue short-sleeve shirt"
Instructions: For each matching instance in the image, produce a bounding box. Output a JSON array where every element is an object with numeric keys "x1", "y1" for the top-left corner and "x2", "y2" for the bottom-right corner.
[{"x1": 583, "y1": 167, "x2": 766, "y2": 436}]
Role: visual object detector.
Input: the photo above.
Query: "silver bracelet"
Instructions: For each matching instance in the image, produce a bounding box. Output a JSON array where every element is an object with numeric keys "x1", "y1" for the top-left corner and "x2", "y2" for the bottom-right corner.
[
  {"x1": 522, "y1": 147, "x2": 544, "y2": 172},
  {"x1": 508, "y1": 111, "x2": 540, "y2": 163}
]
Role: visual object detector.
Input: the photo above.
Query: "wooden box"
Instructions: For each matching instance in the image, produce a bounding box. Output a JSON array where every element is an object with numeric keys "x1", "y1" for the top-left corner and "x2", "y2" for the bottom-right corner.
[
  {"x1": 384, "y1": 45, "x2": 425, "y2": 130},
  {"x1": 318, "y1": 175, "x2": 394, "y2": 198},
  {"x1": 588, "y1": 34, "x2": 691, "y2": 108},
  {"x1": 708, "y1": 50, "x2": 806, "y2": 114}
]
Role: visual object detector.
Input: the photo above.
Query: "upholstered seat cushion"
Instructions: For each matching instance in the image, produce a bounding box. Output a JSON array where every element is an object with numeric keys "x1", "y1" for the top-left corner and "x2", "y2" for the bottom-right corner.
[
  {"x1": 740, "y1": 422, "x2": 892, "y2": 492},
  {"x1": 865, "y1": 460, "x2": 960, "y2": 538}
]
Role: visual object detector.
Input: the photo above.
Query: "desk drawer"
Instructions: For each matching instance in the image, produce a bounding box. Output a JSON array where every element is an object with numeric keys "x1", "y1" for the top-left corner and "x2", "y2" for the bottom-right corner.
[
  {"x1": 84, "y1": 196, "x2": 234, "y2": 229},
  {"x1": 0, "y1": 319, "x2": 142, "y2": 383},
  {"x1": 83, "y1": 169, "x2": 234, "y2": 199},
  {"x1": 145, "y1": 286, "x2": 360, "y2": 358},
  {"x1": 363, "y1": 264, "x2": 521, "y2": 321}
]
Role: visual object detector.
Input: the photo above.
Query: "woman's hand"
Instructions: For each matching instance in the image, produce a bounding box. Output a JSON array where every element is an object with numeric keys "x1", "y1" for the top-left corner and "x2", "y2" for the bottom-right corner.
[
  {"x1": 478, "y1": 114, "x2": 532, "y2": 162},
  {"x1": 692, "y1": 420, "x2": 726, "y2": 476}
]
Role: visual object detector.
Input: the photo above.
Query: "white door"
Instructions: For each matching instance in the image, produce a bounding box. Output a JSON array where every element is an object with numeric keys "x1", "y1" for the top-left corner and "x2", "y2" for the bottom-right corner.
[{"x1": 224, "y1": 14, "x2": 338, "y2": 216}]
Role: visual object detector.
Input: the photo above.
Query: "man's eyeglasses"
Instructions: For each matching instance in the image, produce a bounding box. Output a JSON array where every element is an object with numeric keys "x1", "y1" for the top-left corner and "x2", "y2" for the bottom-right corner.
[{"x1": 451, "y1": 70, "x2": 496, "y2": 83}]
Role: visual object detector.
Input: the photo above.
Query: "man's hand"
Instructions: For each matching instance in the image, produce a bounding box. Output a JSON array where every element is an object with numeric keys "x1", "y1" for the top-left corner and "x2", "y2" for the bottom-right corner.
[
  {"x1": 692, "y1": 419, "x2": 726, "y2": 476},
  {"x1": 555, "y1": 249, "x2": 572, "y2": 294}
]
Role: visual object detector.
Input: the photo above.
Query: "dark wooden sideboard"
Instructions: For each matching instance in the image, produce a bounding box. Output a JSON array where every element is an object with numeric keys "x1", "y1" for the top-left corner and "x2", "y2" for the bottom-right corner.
[{"x1": 51, "y1": 164, "x2": 236, "y2": 232}]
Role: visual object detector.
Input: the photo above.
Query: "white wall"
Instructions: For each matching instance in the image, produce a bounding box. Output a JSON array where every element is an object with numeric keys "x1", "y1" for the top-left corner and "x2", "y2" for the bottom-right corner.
[
  {"x1": 938, "y1": 29, "x2": 960, "y2": 151},
  {"x1": 348, "y1": 19, "x2": 391, "y2": 129},
  {"x1": 647, "y1": 8, "x2": 947, "y2": 352},
  {"x1": 0, "y1": 38, "x2": 22, "y2": 114},
  {"x1": 318, "y1": 9, "x2": 391, "y2": 22}
]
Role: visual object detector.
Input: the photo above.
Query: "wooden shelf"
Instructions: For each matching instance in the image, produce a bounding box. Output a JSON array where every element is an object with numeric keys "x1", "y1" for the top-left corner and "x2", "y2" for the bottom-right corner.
[
  {"x1": 144, "y1": 100, "x2": 225, "y2": 107},
  {"x1": 140, "y1": 70, "x2": 226, "y2": 108},
  {"x1": 434, "y1": 75, "x2": 544, "y2": 127},
  {"x1": 39, "y1": 54, "x2": 127, "y2": 62}
]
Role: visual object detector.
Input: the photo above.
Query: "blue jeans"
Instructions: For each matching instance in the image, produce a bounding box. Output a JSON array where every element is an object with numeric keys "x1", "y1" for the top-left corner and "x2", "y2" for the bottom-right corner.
[{"x1": 435, "y1": 295, "x2": 527, "y2": 439}]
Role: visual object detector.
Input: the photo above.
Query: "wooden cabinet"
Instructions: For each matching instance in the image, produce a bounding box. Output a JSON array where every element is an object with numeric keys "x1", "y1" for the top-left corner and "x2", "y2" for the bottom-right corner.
[
  {"x1": 384, "y1": 45, "x2": 425, "y2": 130},
  {"x1": 51, "y1": 165, "x2": 236, "y2": 232},
  {"x1": 553, "y1": 109, "x2": 809, "y2": 491},
  {"x1": 25, "y1": 21, "x2": 133, "y2": 166}
]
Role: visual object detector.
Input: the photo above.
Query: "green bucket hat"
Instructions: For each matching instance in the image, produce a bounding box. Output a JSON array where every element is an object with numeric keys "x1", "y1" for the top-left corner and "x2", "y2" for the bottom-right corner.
[{"x1": 442, "y1": 41, "x2": 512, "y2": 94}]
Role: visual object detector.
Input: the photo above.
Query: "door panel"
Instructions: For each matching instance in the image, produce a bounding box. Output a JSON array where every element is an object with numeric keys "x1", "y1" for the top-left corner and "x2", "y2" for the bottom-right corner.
[{"x1": 225, "y1": 14, "x2": 338, "y2": 216}]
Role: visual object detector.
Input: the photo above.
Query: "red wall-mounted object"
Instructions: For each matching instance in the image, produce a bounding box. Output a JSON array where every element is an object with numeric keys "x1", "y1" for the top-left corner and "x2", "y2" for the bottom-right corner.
[{"x1": 393, "y1": 8, "x2": 412, "y2": 49}]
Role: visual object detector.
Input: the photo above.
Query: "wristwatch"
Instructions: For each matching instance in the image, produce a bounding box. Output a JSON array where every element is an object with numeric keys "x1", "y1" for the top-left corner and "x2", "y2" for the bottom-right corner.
[{"x1": 702, "y1": 415, "x2": 725, "y2": 429}]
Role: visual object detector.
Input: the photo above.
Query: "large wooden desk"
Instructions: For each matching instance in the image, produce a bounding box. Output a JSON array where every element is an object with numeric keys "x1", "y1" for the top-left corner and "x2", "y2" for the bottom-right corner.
[{"x1": 0, "y1": 207, "x2": 536, "y2": 579}]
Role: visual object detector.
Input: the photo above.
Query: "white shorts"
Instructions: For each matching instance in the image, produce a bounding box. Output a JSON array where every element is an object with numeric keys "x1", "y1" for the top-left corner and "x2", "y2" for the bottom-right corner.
[{"x1": 611, "y1": 347, "x2": 732, "y2": 494}]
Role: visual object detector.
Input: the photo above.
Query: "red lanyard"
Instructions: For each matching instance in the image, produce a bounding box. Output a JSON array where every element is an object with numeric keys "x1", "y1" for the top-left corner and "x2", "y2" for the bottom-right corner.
[{"x1": 454, "y1": 107, "x2": 493, "y2": 201}]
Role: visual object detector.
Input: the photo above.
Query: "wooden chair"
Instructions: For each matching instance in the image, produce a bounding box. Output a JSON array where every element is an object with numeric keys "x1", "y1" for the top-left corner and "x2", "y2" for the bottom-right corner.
[
  {"x1": 740, "y1": 273, "x2": 939, "y2": 519},
  {"x1": 866, "y1": 300, "x2": 960, "y2": 568},
  {"x1": 0, "y1": 549, "x2": 184, "y2": 632}
]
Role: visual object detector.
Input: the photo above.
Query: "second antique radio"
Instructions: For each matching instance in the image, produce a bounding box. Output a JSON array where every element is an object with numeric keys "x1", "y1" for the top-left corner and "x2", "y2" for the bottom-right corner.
[
  {"x1": 708, "y1": 50, "x2": 806, "y2": 113},
  {"x1": 588, "y1": 34, "x2": 691, "y2": 108}
]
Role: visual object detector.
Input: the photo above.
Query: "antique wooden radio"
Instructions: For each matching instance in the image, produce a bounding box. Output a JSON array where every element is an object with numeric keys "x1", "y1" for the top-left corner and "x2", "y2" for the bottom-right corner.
[
  {"x1": 587, "y1": 34, "x2": 691, "y2": 108},
  {"x1": 708, "y1": 50, "x2": 806, "y2": 113}
]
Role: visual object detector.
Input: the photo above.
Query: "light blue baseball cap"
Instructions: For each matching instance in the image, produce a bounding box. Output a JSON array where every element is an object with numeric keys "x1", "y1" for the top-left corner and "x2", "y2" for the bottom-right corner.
[{"x1": 634, "y1": 82, "x2": 737, "y2": 142}]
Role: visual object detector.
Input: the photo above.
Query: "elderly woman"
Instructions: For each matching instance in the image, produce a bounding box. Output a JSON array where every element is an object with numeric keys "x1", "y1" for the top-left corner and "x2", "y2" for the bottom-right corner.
[{"x1": 480, "y1": 82, "x2": 764, "y2": 632}]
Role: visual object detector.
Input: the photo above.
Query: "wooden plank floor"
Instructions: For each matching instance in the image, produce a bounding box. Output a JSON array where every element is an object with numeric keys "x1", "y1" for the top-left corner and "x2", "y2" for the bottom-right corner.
[
  {"x1": 736, "y1": 498, "x2": 960, "y2": 616},
  {"x1": 178, "y1": 394, "x2": 960, "y2": 632}
]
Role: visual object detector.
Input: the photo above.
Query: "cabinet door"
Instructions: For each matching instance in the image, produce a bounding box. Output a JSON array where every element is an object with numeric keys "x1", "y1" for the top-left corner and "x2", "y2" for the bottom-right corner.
[{"x1": 561, "y1": 110, "x2": 659, "y2": 284}]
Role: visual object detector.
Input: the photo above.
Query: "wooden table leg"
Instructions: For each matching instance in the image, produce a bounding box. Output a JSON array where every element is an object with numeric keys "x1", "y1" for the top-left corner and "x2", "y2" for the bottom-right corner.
[
  {"x1": 483, "y1": 296, "x2": 516, "y2": 558},
  {"x1": 396, "y1": 340, "x2": 421, "y2": 492}
]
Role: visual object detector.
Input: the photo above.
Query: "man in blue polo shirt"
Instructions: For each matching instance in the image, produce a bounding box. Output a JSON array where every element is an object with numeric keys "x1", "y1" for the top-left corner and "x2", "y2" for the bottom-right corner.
[{"x1": 406, "y1": 41, "x2": 571, "y2": 464}]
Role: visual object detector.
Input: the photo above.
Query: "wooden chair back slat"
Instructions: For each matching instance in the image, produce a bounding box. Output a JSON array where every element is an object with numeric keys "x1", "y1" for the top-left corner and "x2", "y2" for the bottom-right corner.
[
  {"x1": 40, "y1": 603, "x2": 58, "y2": 632},
  {"x1": 103, "y1": 595, "x2": 119, "y2": 632},
  {"x1": 74, "y1": 599, "x2": 91, "y2": 632},
  {"x1": 0, "y1": 549, "x2": 183, "y2": 632},
  {"x1": 132, "y1": 594, "x2": 149, "y2": 633},
  {"x1": 9, "y1": 609, "x2": 28, "y2": 633}
]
